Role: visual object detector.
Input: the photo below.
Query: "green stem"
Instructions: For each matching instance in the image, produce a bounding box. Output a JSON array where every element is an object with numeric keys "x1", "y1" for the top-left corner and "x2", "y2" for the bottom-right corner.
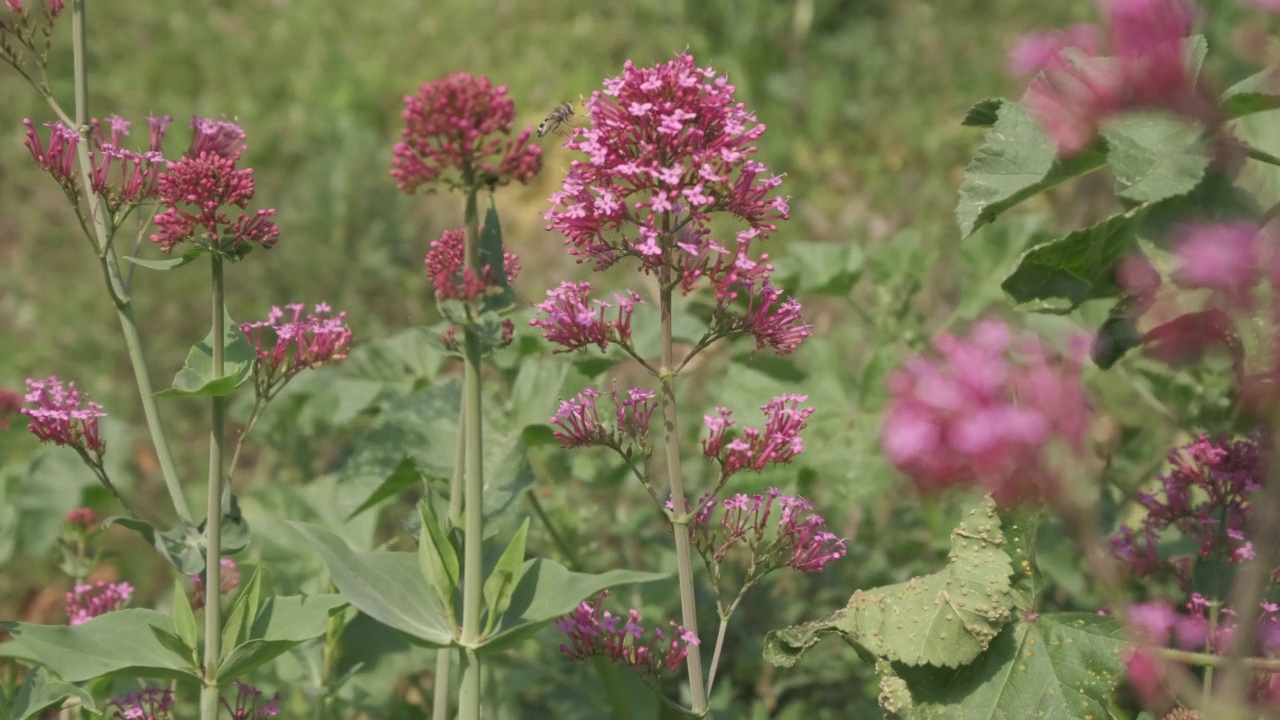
[
  {"x1": 67, "y1": 0, "x2": 190, "y2": 522},
  {"x1": 659, "y1": 279, "x2": 708, "y2": 713},
  {"x1": 199, "y1": 255, "x2": 227, "y2": 719},
  {"x1": 1245, "y1": 143, "x2": 1280, "y2": 169},
  {"x1": 431, "y1": 650, "x2": 451, "y2": 720},
  {"x1": 456, "y1": 181, "x2": 485, "y2": 720},
  {"x1": 449, "y1": 403, "x2": 464, "y2": 526}
]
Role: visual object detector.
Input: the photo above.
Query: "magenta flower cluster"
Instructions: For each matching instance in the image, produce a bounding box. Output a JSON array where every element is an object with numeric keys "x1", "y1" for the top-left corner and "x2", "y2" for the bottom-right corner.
[
  {"x1": 691, "y1": 488, "x2": 847, "y2": 574},
  {"x1": 106, "y1": 687, "x2": 174, "y2": 720},
  {"x1": 191, "y1": 556, "x2": 241, "y2": 611},
  {"x1": 241, "y1": 302, "x2": 353, "y2": 394},
  {"x1": 550, "y1": 387, "x2": 657, "y2": 451},
  {"x1": 1110, "y1": 434, "x2": 1263, "y2": 586},
  {"x1": 702, "y1": 395, "x2": 815, "y2": 480},
  {"x1": 151, "y1": 117, "x2": 279, "y2": 253},
  {"x1": 65, "y1": 579, "x2": 132, "y2": 626},
  {"x1": 424, "y1": 228, "x2": 520, "y2": 302},
  {"x1": 529, "y1": 281, "x2": 642, "y2": 354},
  {"x1": 23, "y1": 114, "x2": 169, "y2": 211},
  {"x1": 220, "y1": 680, "x2": 281, "y2": 718},
  {"x1": 556, "y1": 591, "x2": 699, "y2": 676},
  {"x1": 21, "y1": 376, "x2": 106, "y2": 455},
  {"x1": 881, "y1": 320, "x2": 1091, "y2": 506},
  {"x1": 390, "y1": 72, "x2": 542, "y2": 194},
  {"x1": 65, "y1": 506, "x2": 99, "y2": 532}
]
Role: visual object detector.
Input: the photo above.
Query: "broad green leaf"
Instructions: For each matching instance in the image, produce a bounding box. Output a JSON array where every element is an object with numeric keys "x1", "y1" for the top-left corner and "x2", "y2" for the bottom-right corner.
[
  {"x1": 1092, "y1": 297, "x2": 1147, "y2": 370},
  {"x1": 290, "y1": 521, "x2": 455, "y2": 646},
  {"x1": 220, "y1": 566, "x2": 264, "y2": 659},
  {"x1": 956, "y1": 100, "x2": 1107, "y2": 238},
  {"x1": 1001, "y1": 211, "x2": 1139, "y2": 314},
  {"x1": 417, "y1": 500, "x2": 460, "y2": 624},
  {"x1": 158, "y1": 311, "x2": 256, "y2": 398},
  {"x1": 10, "y1": 666, "x2": 97, "y2": 720},
  {"x1": 200, "y1": 490, "x2": 250, "y2": 555},
  {"x1": 961, "y1": 97, "x2": 1004, "y2": 128},
  {"x1": 340, "y1": 326, "x2": 444, "y2": 386},
  {"x1": 1136, "y1": 172, "x2": 1260, "y2": 247},
  {"x1": 483, "y1": 518, "x2": 530, "y2": 635},
  {"x1": 998, "y1": 507, "x2": 1042, "y2": 611},
  {"x1": 479, "y1": 198, "x2": 516, "y2": 315},
  {"x1": 481, "y1": 559, "x2": 667, "y2": 653},
  {"x1": 171, "y1": 579, "x2": 198, "y2": 651},
  {"x1": 895, "y1": 613, "x2": 1129, "y2": 719},
  {"x1": 508, "y1": 357, "x2": 570, "y2": 431},
  {"x1": 0, "y1": 610, "x2": 199, "y2": 681},
  {"x1": 771, "y1": 241, "x2": 865, "y2": 297},
  {"x1": 217, "y1": 594, "x2": 347, "y2": 680},
  {"x1": 763, "y1": 496, "x2": 1013, "y2": 669},
  {"x1": 1102, "y1": 113, "x2": 1209, "y2": 203},
  {"x1": 122, "y1": 246, "x2": 204, "y2": 271},
  {"x1": 1221, "y1": 65, "x2": 1280, "y2": 119},
  {"x1": 103, "y1": 517, "x2": 206, "y2": 575}
]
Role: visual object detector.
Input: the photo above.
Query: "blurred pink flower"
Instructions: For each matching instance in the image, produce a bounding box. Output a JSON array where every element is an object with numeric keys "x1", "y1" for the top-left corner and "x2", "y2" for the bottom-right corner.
[
  {"x1": 21, "y1": 376, "x2": 106, "y2": 455},
  {"x1": 106, "y1": 688, "x2": 174, "y2": 720},
  {"x1": 0, "y1": 386, "x2": 22, "y2": 430},
  {"x1": 65, "y1": 507, "x2": 99, "y2": 532},
  {"x1": 557, "y1": 591, "x2": 699, "y2": 676},
  {"x1": 390, "y1": 73, "x2": 542, "y2": 194},
  {"x1": 424, "y1": 228, "x2": 519, "y2": 301},
  {"x1": 529, "y1": 281, "x2": 641, "y2": 353},
  {"x1": 221, "y1": 681, "x2": 281, "y2": 719},
  {"x1": 1171, "y1": 222, "x2": 1262, "y2": 310},
  {"x1": 65, "y1": 580, "x2": 132, "y2": 625},
  {"x1": 881, "y1": 320, "x2": 1091, "y2": 505},
  {"x1": 190, "y1": 556, "x2": 240, "y2": 610}
]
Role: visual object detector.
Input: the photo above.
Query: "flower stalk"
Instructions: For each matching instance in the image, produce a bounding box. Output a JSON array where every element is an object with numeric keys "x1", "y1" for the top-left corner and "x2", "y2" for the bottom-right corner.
[{"x1": 199, "y1": 253, "x2": 226, "y2": 720}]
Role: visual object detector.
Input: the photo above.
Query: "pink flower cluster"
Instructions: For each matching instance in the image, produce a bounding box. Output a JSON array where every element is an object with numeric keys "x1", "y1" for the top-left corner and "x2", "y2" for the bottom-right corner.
[
  {"x1": 0, "y1": 385, "x2": 21, "y2": 430},
  {"x1": 716, "y1": 280, "x2": 812, "y2": 356},
  {"x1": 424, "y1": 228, "x2": 520, "y2": 302},
  {"x1": 220, "y1": 680, "x2": 281, "y2": 718},
  {"x1": 241, "y1": 302, "x2": 353, "y2": 394},
  {"x1": 691, "y1": 488, "x2": 847, "y2": 574},
  {"x1": 1110, "y1": 434, "x2": 1262, "y2": 585},
  {"x1": 550, "y1": 387, "x2": 657, "y2": 451},
  {"x1": 21, "y1": 376, "x2": 106, "y2": 455},
  {"x1": 191, "y1": 556, "x2": 240, "y2": 610},
  {"x1": 390, "y1": 72, "x2": 542, "y2": 194},
  {"x1": 24, "y1": 114, "x2": 170, "y2": 211},
  {"x1": 529, "y1": 281, "x2": 642, "y2": 354},
  {"x1": 1010, "y1": 0, "x2": 1210, "y2": 156},
  {"x1": 880, "y1": 320, "x2": 1091, "y2": 506},
  {"x1": 106, "y1": 687, "x2": 174, "y2": 720},
  {"x1": 556, "y1": 591, "x2": 699, "y2": 676},
  {"x1": 1170, "y1": 222, "x2": 1264, "y2": 311},
  {"x1": 65, "y1": 506, "x2": 99, "y2": 532},
  {"x1": 544, "y1": 54, "x2": 790, "y2": 299},
  {"x1": 702, "y1": 395, "x2": 814, "y2": 480},
  {"x1": 65, "y1": 580, "x2": 132, "y2": 625},
  {"x1": 151, "y1": 117, "x2": 279, "y2": 253}
]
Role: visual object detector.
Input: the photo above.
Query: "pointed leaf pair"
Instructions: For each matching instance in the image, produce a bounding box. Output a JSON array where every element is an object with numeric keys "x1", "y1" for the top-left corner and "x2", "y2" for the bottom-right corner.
[{"x1": 158, "y1": 310, "x2": 256, "y2": 398}]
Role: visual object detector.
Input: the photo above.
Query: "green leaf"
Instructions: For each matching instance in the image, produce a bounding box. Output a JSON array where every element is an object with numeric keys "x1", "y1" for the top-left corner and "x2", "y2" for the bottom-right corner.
[
  {"x1": 216, "y1": 594, "x2": 347, "y2": 680},
  {"x1": 1102, "y1": 113, "x2": 1209, "y2": 203},
  {"x1": 763, "y1": 495, "x2": 1013, "y2": 669},
  {"x1": 483, "y1": 518, "x2": 530, "y2": 635},
  {"x1": 1221, "y1": 65, "x2": 1280, "y2": 119},
  {"x1": 171, "y1": 578, "x2": 198, "y2": 651},
  {"x1": 998, "y1": 507, "x2": 1042, "y2": 612},
  {"x1": 1091, "y1": 297, "x2": 1147, "y2": 370},
  {"x1": 417, "y1": 500, "x2": 460, "y2": 624},
  {"x1": 1136, "y1": 172, "x2": 1260, "y2": 247},
  {"x1": 290, "y1": 521, "x2": 456, "y2": 646},
  {"x1": 158, "y1": 311, "x2": 256, "y2": 398},
  {"x1": 10, "y1": 666, "x2": 98, "y2": 719},
  {"x1": 220, "y1": 565, "x2": 264, "y2": 659},
  {"x1": 1001, "y1": 210, "x2": 1139, "y2": 314},
  {"x1": 122, "y1": 246, "x2": 204, "y2": 271},
  {"x1": 102, "y1": 517, "x2": 206, "y2": 575},
  {"x1": 481, "y1": 559, "x2": 667, "y2": 653},
  {"x1": 507, "y1": 357, "x2": 570, "y2": 431},
  {"x1": 204, "y1": 490, "x2": 250, "y2": 554},
  {"x1": 771, "y1": 241, "x2": 865, "y2": 297},
  {"x1": 0, "y1": 610, "x2": 200, "y2": 681},
  {"x1": 961, "y1": 97, "x2": 1004, "y2": 128},
  {"x1": 956, "y1": 100, "x2": 1107, "y2": 238},
  {"x1": 895, "y1": 613, "x2": 1129, "y2": 719},
  {"x1": 479, "y1": 198, "x2": 517, "y2": 315}
]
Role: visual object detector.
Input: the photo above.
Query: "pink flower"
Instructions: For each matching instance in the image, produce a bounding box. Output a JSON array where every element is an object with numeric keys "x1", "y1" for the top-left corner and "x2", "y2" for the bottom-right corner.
[
  {"x1": 549, "y1": 387, "x2": 656, "y2": 450},
  {"x1": 424, "y1": 228, "x2": 519, "y2": 302},
  {"x1": 220, "y1": 681, "x2": 281, "y2": 719},
  {"x1": 0, "y1": 386, "x2": 22, "y2": 430},
  {"x1": 65, "y1": 507, "x2": 100, "y2": 532},
  {"x1": 692, "y1": 489, "x2": 846, "y2": 573},
  {"x1": 719, "y1": 280, "x2": 813, "y2": 356},
  {"x1": 544, "y1": 53, "x2": 788, "y2": 299},
  {"x1": 24, "y1": 115, "x2": 169, "y2": 209},
  {"x1": 702, "y1": 395, "x2": 814, "y2": 480},
  {"x1": 151, "y1": 117, "x2": 278, "y2": 253},
  {"x1": 881, "y1": 320, "x2": 1090, "y2": 505},
  {"x1": 21, "y1": 376, "x2": 106, "y2": 455},
  {"x1": 106, "y1": 688, "x2": 174, "y2": 720},
  {"x1": 556, "y1": 591, "x2": 699, "y2": 676},
  {"x1": 190, "y1": 557, "x2": 240, "y2": 610},
  {"x1": 529, "y1": 281, "x2": 641, "y2": 353},
  {"x1": 390, "y1": 73, "x2": 542, "y2": 194},
  {"x1": 1171, "y1": 222, "x2": 1262, "y2": 310},
  {"x1": 65, "y1": 580, "x2": 132, "y2": 625},
  {"x1": 1007, "y1": 24, "x2": 1099, "y2": 76},
  {"x1": 23, "y1": 119, "x2": 80, "y2": 186},
  {"x1": 241, "y1": 303, "x2": 353, "y2": 395}
]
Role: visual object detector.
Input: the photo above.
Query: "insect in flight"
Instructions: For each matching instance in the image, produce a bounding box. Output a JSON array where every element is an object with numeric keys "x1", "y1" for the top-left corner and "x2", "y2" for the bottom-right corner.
[{"x1": 537, "y1": 101, "x2": 575, "y2": 138}]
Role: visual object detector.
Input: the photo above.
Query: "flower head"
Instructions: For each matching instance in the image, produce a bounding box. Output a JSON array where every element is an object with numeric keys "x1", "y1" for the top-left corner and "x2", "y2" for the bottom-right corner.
[
  {"x1": 556, "y1": 591, "x2": 699, "y2": 676},
  {"x1": 424, "y1": 228, "x2": 520, "y2": 302},
  {"x1": 529, "y1": 281, "x2": 641, "y2": 353},
  {"x1": 190, "y1": 557, "x2": 241, "y2": 610},
  {"x1": 881, "y1": 320, "x2": 1091, "y2": 505},
  {"x1": 702, "y1": 395, "x2": 815, "y2": 480},
  {"x1": 241, "y1": 303, "x2": 353, "y2": 396},
  {"x1": 691, "y1": 489, "x2": 847, "y2": 574},
  {"x1": 716, "y1": 279, "x2": 812, "y2": 355},
  {"x1": 21, "y1": 376, "x2": 106, "y2": 455},
  {"x1": 106, "y1": 687, "x2": 174, "y2": 720},
  {"x1": 220, "y1": 680, "x2": 281, "y2": 719},
  {"x1": 390, "y1": 73, "x2": 542, "y2": 194},
  {"x1": 1171, "y1": 222, "x2": 1262, "y2": 311},
  {"x1": 151, "y1": 117, "x2": 278, "y2": 254},
  {"x1": 65, "y1": 507, "x2": 100, "y2": 532},
  {"x1": 550, "y1": 386, "x2": 656, "y2": 451},
  {"x1": 544, "y1": 53, "x2": 789, "y2": 300},
  {"x1": 66, "y1": 580, "x2": 132, "y2": 625}
]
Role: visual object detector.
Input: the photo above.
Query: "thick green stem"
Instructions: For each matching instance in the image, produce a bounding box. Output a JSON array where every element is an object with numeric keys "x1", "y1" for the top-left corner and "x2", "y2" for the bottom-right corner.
[
  {"x1": 659, "y1": 282, "x2": 708, "y2": 713},
  {"x1": 456, "y1": 181, "x2": 485, "y2": 720},
  {"x1": 431, "y1": 650, "x2": 451, "y2": 720},
  {"x1": 199, "y1": 256, "x2": 227, "y2": 719},
  {"x1": 67, "y1": 0, "x2": 190, "y2": 522}
]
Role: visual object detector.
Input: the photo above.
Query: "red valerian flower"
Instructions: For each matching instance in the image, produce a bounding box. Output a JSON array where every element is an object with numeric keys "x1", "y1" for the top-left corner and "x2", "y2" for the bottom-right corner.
[
  {"x1": 556, "y1": 591, "x2": 699, "y2": 676},
  {"x1": 702, "y1": 395, "x2": 815, "y2": 480},
  {"x1": 390, "y1": 72, "x2": 542, "y2": 194},
  {"x1": 21, "y1": 376, "x2": 106, "y2": 455},
  {"x1": 241, "y1": 302, "x2": 353, "y2": 396},
  {"x1": 65, "y1": 580, "x2": 132, "y2": 625},
  {"x1": 549, "y1": 387, "x2": 657, "y2": 450},
  {"x1": 529, "y1": 281, "x2": 641, "y2": 353},
  {"x1": 690, "y1": 488, "x2": 847, "y2": 574},
  {"x1": 424, "y1": 228, "x2": 520, "y2": 301},
  {"x1": 106, "y1": 688, "x2": 174, "y2": 720}
]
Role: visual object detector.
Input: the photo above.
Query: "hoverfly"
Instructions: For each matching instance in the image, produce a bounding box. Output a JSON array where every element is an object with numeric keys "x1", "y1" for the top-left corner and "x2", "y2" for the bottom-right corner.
[{"x1": 537, "y1": 101, "x2": 575, "y2": 138}]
